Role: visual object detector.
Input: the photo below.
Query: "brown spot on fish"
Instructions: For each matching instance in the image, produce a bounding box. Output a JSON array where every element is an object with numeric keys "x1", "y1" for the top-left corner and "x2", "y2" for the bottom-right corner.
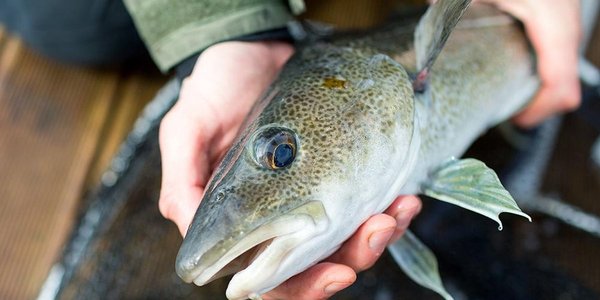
[{"x1": 322, "y1": 77, "x2": 347, "y2": 89}]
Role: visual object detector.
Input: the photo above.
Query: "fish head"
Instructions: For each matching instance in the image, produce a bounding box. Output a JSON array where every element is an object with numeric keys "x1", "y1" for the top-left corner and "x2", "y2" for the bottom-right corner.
[{"x1": 176, "y1": 44, "x2": 419, "y2": 299}]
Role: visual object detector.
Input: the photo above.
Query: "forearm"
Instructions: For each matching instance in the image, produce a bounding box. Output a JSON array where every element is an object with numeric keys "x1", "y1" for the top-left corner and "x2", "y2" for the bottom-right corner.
[{"x1": 124, "y1": 0, "x2": 304, "y2": 72}]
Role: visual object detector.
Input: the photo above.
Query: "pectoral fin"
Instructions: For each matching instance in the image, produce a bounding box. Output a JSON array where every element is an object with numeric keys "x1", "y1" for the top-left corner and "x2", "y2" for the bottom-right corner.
[
  {"x1": 414, "y1": 0, "x2": 471, "y2": 91},
  {"x1": 388, "y1": 230, "x2": 453, "y2": 300},
  {"x1": 423, "y1": 158, "x2": 531, "y2": 230}
]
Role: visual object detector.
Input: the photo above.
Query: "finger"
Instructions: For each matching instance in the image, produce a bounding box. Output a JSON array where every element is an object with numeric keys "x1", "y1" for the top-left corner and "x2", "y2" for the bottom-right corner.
[
  {"x1": 264, "y1": 40, "x2": 295, "y2": 68},
  {"x1": 487, "y1": 0, "x2": 581, "y2": 127},
  {"x1": 512, "y1": 75, "x2": 580, "y2": 127},
  {"x1": 265, "y1": 262, "x2": 356, "y2": 300},
  {"x1": 384, "y1": 195, "x2": 422, "y2": 243},
  {"x1": 158, "y1": 101, "x2": 213, "y2": 236},
  {"x1": 267, "y1": 197, "x2": 420, "y2": 299},
  {"x1": 513, "y1": 12, "x2": 580, "y2": 127},
  {"x1": 327, "y1": 214, "x2": 396, "y2": 272}
]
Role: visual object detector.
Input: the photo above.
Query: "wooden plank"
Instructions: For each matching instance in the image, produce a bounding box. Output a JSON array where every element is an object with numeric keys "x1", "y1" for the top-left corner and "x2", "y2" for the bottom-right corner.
[
  {"x1": 0, "y1": 29, "x2": 167, "y2": 299},
  {"x1": 302, "y1": 0, "x2": 400, "y2": 29},
  {"x1": 0, "y1": 36, "x2": 119, "y2": 299},
  {"x1": 0, "y1": 26, "x2": 6, "y2": 52}
]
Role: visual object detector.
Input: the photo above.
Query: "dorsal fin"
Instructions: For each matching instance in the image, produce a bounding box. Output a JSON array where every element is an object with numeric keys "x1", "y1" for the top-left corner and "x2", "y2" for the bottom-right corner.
[{"x1": 413, "y1": 0, "x2": 471, "y2": 91}]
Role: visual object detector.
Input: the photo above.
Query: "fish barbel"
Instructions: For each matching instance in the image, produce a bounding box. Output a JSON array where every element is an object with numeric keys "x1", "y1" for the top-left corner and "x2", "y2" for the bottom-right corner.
[{"x1": 176, "y1": 1, "x2": 536, "y2": 299}]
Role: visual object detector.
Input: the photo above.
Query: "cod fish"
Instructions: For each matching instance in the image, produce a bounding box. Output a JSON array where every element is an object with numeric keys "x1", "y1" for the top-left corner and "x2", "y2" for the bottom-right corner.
[{"x1": 176, "y1": 0, "x2": 537, "y2": 299}]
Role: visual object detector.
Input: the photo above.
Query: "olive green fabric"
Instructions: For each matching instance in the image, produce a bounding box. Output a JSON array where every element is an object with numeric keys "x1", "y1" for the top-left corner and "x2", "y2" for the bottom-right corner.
[{"x1": 124, "y1": 0, "x2": 305, "y2": 72}]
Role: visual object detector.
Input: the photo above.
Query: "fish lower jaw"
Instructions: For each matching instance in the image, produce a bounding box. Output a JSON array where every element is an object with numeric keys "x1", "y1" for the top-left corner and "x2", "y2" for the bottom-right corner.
[
  {"x1": 191, "y1": 238, "x2": 275, "y2": 286},
  {"x1": 225, "y1": 222, "x2": 323, "y2": 300}
]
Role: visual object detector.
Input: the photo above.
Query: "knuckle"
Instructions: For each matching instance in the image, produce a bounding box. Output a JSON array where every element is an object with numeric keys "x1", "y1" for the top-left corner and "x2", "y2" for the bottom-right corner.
[
  {"x1": 354, "y1": 251, "x2": 380, "y2": 272},
  {"x1": 559, "y1": 95, "x2": 580, "y2": 111},
  {"x1": 413, "y1": 197, "x2": 423, "y2": 214},
  {"x1": 394, "y1": 226, "x2": 408, "y2": 237},
  {"x1": 389, "y1": 227, "x2": 408, "y2": 244},
  {"x1": 158, "y1": 187, "x2": 178, "y2": 221},
  {"x1": 159, "y1": 109, "x2": 177, "y2": 139},
  {"x1": 356, "y1": 259, "x2": 377, "y2": 272},
  {"x1": 158, "y1": 117, "x2": 174, "y2": 150}
]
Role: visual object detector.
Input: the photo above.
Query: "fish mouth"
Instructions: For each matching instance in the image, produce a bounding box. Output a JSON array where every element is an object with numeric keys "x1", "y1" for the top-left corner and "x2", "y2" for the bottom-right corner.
[
  {"x1": 181, "y1": 201, "x2": 329, "y2": 291},
  {"x1": 189, "y1": 215, "x2": 311, "y2": 286}
]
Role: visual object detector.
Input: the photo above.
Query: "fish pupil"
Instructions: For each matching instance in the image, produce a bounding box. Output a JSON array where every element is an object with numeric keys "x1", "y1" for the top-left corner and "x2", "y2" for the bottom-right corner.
[
  {"x1": 273, "y1": 144, "x2": 294, "y2": 168},
  {"x1": 253, "y1": 127, "x2": 298, "y2": 169}
]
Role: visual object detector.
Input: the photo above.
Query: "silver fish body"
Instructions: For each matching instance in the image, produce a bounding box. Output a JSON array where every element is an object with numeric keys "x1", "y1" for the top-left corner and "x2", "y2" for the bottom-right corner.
[{"x1": 176, "y1": 4, "x2": 537, "y2": 299}]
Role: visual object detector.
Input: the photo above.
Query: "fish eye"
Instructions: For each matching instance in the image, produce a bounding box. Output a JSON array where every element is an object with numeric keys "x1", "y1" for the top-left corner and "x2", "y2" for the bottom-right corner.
[{"x1": 253, "y1": 127, "x2": 297, "y2": 170}]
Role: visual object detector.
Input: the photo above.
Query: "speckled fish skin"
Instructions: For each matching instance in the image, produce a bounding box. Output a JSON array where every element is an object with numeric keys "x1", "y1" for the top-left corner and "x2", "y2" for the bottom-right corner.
[
  {"x1": 409, "y1": 13, "x2": 537, "y2": 185},
  {"x1": 176, "y1": 5, "x2": 537, "y2": 299}
]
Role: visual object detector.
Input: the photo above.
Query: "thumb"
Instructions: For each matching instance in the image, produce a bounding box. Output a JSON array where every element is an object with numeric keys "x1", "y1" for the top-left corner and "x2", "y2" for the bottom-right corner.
[{"x1": 158, "y1": 101, "x2": 213, "y2": 236}]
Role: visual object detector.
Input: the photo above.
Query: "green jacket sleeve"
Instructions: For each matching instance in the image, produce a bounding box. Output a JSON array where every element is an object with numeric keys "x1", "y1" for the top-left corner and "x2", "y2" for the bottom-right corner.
[{"x1": 124, "y1": 0, "x2": 305, "y2": 72}]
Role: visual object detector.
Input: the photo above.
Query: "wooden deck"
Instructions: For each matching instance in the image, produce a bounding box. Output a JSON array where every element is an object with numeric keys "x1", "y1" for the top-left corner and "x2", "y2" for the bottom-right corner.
[{"x1": 0, "y1": 27, "x2": 168, "y2": 299}]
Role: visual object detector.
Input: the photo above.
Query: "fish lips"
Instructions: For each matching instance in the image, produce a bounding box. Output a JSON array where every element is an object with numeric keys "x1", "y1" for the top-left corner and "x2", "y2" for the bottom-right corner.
[{"x1": 175, "y1": 201, "x2": 329, "y2": 293}]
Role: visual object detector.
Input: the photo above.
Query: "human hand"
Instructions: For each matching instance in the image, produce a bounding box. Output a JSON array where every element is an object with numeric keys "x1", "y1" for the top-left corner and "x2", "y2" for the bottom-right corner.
[
  {"x1": 159, "y1": 41, "x2": 293, "y2": 234},
  {"x1": 158, "y1": 40, "x2": 422, "y2": 299},
  {"x1": 479, "y1": 0, "x2": 582, "y2": 127},
  {"x1": 264, "y1": 195, "x2": 421, "y2": 299}
]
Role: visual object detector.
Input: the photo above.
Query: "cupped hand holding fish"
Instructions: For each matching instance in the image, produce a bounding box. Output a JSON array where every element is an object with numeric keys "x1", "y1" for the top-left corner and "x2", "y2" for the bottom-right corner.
[
  {"x1": 158, "y1": 40, "x2": 422, "y2": 299},
  {"x1": 158, "y1": 41, "x2": 293, "y2": 234}
]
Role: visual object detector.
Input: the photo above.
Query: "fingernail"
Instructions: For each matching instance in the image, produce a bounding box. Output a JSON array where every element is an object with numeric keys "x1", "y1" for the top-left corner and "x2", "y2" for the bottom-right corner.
[
  {"x1": 324, "y1": 282, "x2": 352, "y2": 295},
  {"x1": 368, "y1": 228, "x2": 395, "y2": 252}
]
